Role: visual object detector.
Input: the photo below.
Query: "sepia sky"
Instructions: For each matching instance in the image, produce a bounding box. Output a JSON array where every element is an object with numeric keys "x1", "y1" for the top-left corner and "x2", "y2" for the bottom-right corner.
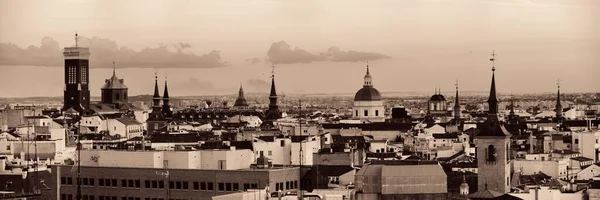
[{"x1": 0, "y1": 0, "x2": 599, "y2": 97}]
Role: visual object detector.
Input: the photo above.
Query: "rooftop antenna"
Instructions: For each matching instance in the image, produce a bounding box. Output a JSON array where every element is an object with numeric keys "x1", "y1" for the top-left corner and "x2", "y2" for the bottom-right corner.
[{"x1": 75, "y1": 32, "x2": 79, "y2": 48}]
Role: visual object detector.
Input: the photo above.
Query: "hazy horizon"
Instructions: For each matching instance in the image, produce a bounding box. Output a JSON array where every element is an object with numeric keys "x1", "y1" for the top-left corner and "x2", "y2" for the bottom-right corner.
[{"x1": 1, "y1": 0, "x2": 599, "y2": 97}]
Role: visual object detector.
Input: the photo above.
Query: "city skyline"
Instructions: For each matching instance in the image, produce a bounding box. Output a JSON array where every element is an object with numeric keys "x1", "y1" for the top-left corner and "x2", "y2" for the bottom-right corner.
[{"x1": 1, "y1": 0, "x2": 599, "y2": 98}]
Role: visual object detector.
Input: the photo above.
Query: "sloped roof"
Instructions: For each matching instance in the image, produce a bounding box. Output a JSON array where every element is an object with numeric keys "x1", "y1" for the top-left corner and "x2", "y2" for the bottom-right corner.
[
  {"x1": 101, "y1": 71, "x2": 128, "y2": 89},
  {"x1": 469, "y1": 188, "x2": 504, "y2": 199},
  {"x1": 115, "y1": 117, "x2": 142, "y2": 126}
]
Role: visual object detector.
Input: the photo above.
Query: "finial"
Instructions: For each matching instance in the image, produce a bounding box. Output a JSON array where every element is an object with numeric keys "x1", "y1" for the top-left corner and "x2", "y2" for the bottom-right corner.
[
  {"x1": 75, "y1": 32, "x2": 79, "y2": 47},
  {"x1": 455, "y1": 79, "x2": 459, "y2": 90},
  {"x1": 490, "y1": 50, "x2": 496, "y2": 71},
  {"x1": 154, "y1": 68, "x2": 158, "y2": 80},
  {"x1": 366, "y1": 61, "x2": 370, "y2": 74},
  {"x1": 165, "y1": 72, "x2": 168, "y2": 84},
  {"x1": 557, "y1": 78, "x2": 561, "y2": 89},
  {"x1": 271, "y1": 64, "x2": 275, "y2": 79},
  {"x1": 112, "y1": 61, "x2": 116, "y2": 75}
]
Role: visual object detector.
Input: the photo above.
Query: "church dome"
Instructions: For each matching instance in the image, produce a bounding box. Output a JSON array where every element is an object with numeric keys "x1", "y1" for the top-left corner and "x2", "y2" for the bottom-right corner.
[
  {"x1": 354, "y1": 63, "x2": 382, "y2": 101},
  {"x1": 354, "y1": 87, "x2": 382, "y2": 101},
  {"x1": 234, "y1": 97, "x2": 249, "y2": 107},
  {"x1": 430, "y1": 94, "x2": 446, "y2": 101}
]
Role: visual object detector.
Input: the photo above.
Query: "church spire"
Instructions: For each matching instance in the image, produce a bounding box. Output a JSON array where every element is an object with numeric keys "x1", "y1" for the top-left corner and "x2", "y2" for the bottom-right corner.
[
  {"x1": 510, "y1": 91, "x2": 515, "y2": 116},
  {"x1": 163, "y1": 74, "x2": 169, "y2": 99},
  {"x1": 556, "y1": 79, "x2": 564, "y2": 121},
  {"x1": 239, "y1": 83, "x2": 245, "y2": 98},
  {"x1": 270, "y1": 65, "x2": 277, "y2": 97},
  {"x1": 152, "y1": 71, "x2": 161, "y2": 109},
  {"x1": 487, "y1": 51, "x2": 498, "y2": 115},
  {"x1": 454, "y1": 80, "x2": 461, "y2": 121}
]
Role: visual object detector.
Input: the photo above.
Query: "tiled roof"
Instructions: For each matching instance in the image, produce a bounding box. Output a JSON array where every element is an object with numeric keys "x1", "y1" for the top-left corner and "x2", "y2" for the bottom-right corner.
[{"x1": 115, "y1": 117, "x2": 142, "y2": 126}]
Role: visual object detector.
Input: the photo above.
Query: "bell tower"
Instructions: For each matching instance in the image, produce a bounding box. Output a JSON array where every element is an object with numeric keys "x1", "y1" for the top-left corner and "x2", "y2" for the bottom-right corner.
[
  {"x1": 62, "y1": 33, "x2": 91, "y2": 113},
  {"x1": 476, "y1": 51, "x2": 512, "y2": 194}
]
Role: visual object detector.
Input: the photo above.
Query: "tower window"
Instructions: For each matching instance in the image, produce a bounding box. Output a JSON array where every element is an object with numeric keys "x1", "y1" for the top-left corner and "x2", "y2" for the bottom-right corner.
[
  {"x1": 486, "y1": 145, "x2": 497, "y2": 162},
  {"x1": 364, "y1": 110, "x2": 368, "y2": 117},
  {"x1": 355, "y1": 110, "x2": 358, "y2": 117},
  {"x1": 375, "y1": 110, "x2": 379, "y2": 116},
  {"x1": 116, "y1": 93, "x2": 120, "y2": 100}
]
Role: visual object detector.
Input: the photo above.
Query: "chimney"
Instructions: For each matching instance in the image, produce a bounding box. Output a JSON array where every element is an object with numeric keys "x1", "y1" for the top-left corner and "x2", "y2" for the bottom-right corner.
[{"x1": 529, "y1": 132, "x2": 534, "y2": 154}]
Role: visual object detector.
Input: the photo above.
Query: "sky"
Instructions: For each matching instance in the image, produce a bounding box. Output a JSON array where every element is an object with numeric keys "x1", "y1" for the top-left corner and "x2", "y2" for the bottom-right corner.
[{"x1": 0, "y1": 0, "x2": 599, "y2": 98}]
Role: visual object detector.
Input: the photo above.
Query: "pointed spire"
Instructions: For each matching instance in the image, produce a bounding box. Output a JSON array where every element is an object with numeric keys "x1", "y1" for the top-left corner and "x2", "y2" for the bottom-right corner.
[
  {"x1": 454, "y1": 80, "x2": 459, "y2": 108},
  {"x1": 153, "y1": 72, "x2": 160, "y2": 99},
  {"x1": 487, "y1": 51, "x2": 499, "y2": 115},
  {"x1": 270, "y1": 65, "x2": 277, "y2": 97},
  {"x1": 163, "y1": 74, "x2": 169, "y2": 99}
]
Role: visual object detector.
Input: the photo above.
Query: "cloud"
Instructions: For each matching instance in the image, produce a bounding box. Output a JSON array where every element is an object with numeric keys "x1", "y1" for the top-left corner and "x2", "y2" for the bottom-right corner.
[
  {"x1": 245, "y1": 79, "x2": 270, "y2": 92},
  {"x1": 321, "y1": 46, "x2": 391, "y2": 62},
  {"x1": 266, "y1": 41, "x2": 390, "y2": 64},
  {"x1": 245, "y1": 57, "x2": 262, "y2": 64},
  {"x1": 0, "y1": 36, "x2": 229, "y2": 68}
]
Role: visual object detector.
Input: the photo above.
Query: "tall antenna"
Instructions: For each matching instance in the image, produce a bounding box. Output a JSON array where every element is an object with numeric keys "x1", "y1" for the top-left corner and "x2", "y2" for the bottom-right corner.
[
  {"x1": 298, "y1": 98, "x2": 303, "y2": 200},
  {"x1": 76, "y1": 120, "x2": 82, "y2": 200}
]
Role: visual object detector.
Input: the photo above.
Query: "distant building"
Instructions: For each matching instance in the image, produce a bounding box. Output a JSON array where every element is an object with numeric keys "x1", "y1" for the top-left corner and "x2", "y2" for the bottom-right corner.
[
  {"x1": 146, "y1": 75, "x2": 168, "y2": 135},
  {"x1": 352, "y1": 64, "x2": 385, "y2": 122},
  {"x1": 233, "y1": 84, "x2": 250, "y2": 108}
]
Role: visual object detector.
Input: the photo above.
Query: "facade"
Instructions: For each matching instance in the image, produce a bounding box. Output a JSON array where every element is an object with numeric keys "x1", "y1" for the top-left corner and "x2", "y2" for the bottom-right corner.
[
  {"x1": 352, "y1": 64, "x2": 385, "y2": 122},
  {"x1": 62, "y1": 35, "x2": 91, "y2": 114},
  {"x1": 50, "y1": 165, "x2": 299, "y2": 200},
  {"x1": 475, "y1": 67, "x2": 513, "y2": 194}
]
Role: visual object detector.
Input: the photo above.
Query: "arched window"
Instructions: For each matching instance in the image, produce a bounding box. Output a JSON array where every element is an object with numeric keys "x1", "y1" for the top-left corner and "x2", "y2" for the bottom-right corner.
[{"x1": 487, "y1": 145, "x2": 497, "y2": 162}]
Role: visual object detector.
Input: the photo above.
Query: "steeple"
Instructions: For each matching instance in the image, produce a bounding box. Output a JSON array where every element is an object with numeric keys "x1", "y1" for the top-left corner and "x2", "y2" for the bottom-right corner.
[
  {"x1": 487, "y1": 51, "x2": 498, "y2": 115},
  {"x1": 556, "y1": 79, "x2": 563, "y2": 117},
  {"x1": 163, "y1": 75, "x2": 169, "y2": 99},
  {"x1": 239, "y1": 84, "x2": 245, "y2": 98},
  {"x1": 363, "y1": 61, "x2": 373, "y2": 87},
  {"x1": 454, "y1": 80, "x2": 461, "y2": 121},
  {"x1": 112, "y1": 61, "x2": 116, "y2": 77},
  {"x1": 161, "y1": 74, "x2": 172, "y2": 119},
  {"x1": 152, "y1": 72, "x2": 161, "y2": 110},
  {"x1": 234, "y1": 83, "x2": 249, "y2": 107},
  {"x1": 264, "y1": 64, "x2": 282, "y2": 124}
]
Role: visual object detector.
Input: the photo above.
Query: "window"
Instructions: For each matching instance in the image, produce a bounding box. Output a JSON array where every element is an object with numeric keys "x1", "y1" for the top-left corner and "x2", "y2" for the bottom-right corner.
[
  {"x1": 152, "y1": 181, "x2": 158, "y2": 188},
  {"x1": 218, "y1": 183, "x2": 225, "y2": 191},
  {"x1": 207, "y1": 182, "x2": 214, "y2": 191},
  {"x1": 159, "y1": 181, "x2": 164, "y2": 188},
  {"x1": 183, "y1": 181, "x2": 188, "y2": 190},
  {"x1": 200, "y1": 182, "x2": 207, "y2": 190},
  {"x1": 135, "y1": 180, "x2": 140, "y2": 188},
  {"x1": 128, "y1": 180, "x2": 134, "y2": 187},
  {"x1": 355, "y1": 110, "x2": 358, "y2": 116},
  {"x1": 244, "y1": 183, "x2": 250, "y2": 191},
  {"x1": 268, "y1": 151, "x2": 272, "y2": 156},
  {"x1": 169, "y1": 181, "x2": 175, "y2": 189},
  {"x1": 226, "y1": 183, "x2": 232, "y2": 191},
  {"x1": 100, "y1": 179, "x2": 105, "y2": 186},
  {"x1": 280, "y1": 140, "x2": 285, "y2": 147},
  {"x1": 122, "y1": 180, "x2": 127, "y2": 187},
  {"x1": 486, "y1": 145, "x2": 497, "y2": 162},
  {"x1": 364, "y1": 110, "x2": 368, "y2": 116},
  {"x1": 145, "y1": 180, "x2": 150, "y2": 188},
  {"x1": 193, "y1": 182, "x2": 199, "y2": 190},
  {"x1": 375, "y1": 110, "x2": 379, "y2": 116},
  {"x1": 112, "y1": 179, "x2": 117, "y2": 187},
  {"x1": 575, "y1": 139, "x2": 579, "y2": 144},
  {"x1": 176, "y1": 181, "x2": 182, "y2": 189},
  {"x1": 116, "y1": 93, "x2": 120, "y2": 100}
]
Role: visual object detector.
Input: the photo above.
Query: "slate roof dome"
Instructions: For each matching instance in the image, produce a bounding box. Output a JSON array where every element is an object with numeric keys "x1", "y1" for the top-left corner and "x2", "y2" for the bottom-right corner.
[
  {"x1": 101, "y1": 68, "x2": 127, "y2": 90},
  {"x1": 355, "y1": 87, "x2": 382, "y2": 101},
  {"x1": 430, "y1": 94, "x2": 446, "y2": 101},
  {"x1": 354, "y1": 63, "x2": 382, "y2": 101}
]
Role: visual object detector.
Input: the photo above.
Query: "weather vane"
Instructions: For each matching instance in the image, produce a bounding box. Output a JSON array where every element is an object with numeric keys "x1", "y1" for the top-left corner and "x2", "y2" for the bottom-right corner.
[{"x1": 489, "y1": 50, "x2": 496, "y2": 71}]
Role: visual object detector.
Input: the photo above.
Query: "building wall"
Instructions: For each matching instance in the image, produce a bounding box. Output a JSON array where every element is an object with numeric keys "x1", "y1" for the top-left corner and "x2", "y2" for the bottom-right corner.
[
  {"x1": 253, "y1": 138, "x2": 292, "y2": 165},
  {"x1": 353, "y1": 100, "x2": 385, "y2": 122},
  {"x1": 200, "y1": 150, "x2": 254, "y2": 170},
  {"x1": 362, "y1": 130, "x2": 400, "y2": 141},
  {"x1": 513, "y1": 160, "x2": 561, "y2": 178},
  {"x1": 573, "y1": 131, "x2": 600, "y2": 162},
  {"x1": 291, "y1": 140, "x2": 320, "y2": 166},
  {"x1": 49, "y1": 165, "x2": 299, "y2": 200},
  {"x1": 164, "y1": 151, "x2": 200, "y2": 169},
  {"x1": 476, "y1": 137, "x2": 511, "y2": 194},
  {"x1": 80, "y1": 150, "x2": 164, "y2": 168}
]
